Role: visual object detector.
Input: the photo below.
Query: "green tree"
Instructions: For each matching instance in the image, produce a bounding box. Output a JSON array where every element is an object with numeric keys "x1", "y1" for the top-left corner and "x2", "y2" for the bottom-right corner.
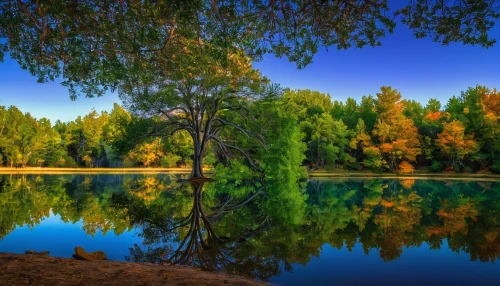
[{"x1": 118, "y1": 44, "x2": 268, "y2": 179}]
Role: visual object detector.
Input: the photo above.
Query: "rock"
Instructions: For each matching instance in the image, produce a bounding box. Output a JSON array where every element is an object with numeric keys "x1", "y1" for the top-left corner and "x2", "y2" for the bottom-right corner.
[
  {"x1": 72, "y1": 246, "x2": 107, "y2": 261},
  {"x1": 25, "y1": 250, "x2": 50, "y2": 256}
]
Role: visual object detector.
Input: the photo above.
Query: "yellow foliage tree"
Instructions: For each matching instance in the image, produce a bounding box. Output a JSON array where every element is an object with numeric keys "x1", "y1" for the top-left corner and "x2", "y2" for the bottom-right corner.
[
  {"x1": 124, "y1": 138, "x2": 164, "y2": 167},
  {"x1": 436, "y1": 120, "x2": 477, "y2": 169},
  {"x1": 371, "y1": 86, "x2": 420, "y2": 172},
  {"x1": 481, "y1": 89, "x2": 500, "y2": 120}
]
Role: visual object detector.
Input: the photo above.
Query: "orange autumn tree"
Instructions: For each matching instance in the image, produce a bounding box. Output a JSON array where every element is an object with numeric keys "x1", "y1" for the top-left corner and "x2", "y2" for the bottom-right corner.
[
  {"x1": 480, "y1": 89, "x2": 500, "y2": 171},
  {"x1": 481, "y1": 88, "x2": 500, "y2": 120},
  {"x1": 436, "y1": 120, "x2": 477, "y2": 170},
  {"x1": 370, "y1": 86, "x2": 421, "y2": 173}
]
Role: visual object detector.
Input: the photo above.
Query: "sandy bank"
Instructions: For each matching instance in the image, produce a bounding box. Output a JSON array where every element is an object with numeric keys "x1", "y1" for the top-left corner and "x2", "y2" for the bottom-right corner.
[
  {"x1": 0, "y1": 252, "x2": 262, "y2": 286},
  {"x1": 0, "y1": 167, "x2": 213, "y2": 175}
]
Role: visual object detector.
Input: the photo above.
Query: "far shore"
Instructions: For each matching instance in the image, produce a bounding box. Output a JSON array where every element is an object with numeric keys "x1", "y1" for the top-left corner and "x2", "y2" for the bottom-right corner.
[
  {"x1": 308, "y1": 170, "x2": 500, "y2": 181},
  {"x1": 0, "y1": 167, "x2": 211, "y2": 175},
  {"x1": 1, "y1": 167, "x2": 499, "y2": 181}
]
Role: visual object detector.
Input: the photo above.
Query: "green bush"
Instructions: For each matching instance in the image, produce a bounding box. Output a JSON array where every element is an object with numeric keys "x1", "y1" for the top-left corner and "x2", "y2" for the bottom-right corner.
[
  {"x1": 362, "y1": 147, "x2": 384, "y2": 172},
  {"x1": 491, "y1": 162, "x2": 500, "y2": 174},
  {"x1": 204, "y1": 150, "x2": 216, "y2": 167},
  {"x1": 344, "y1": 154, "x2": 361, "y2": 170},
  {"x1": 429, "y1": 161, "x2": 444, "y2": 172},
  {"x1": 161, "y1": 154, "x2": 182, "y2": 168},
  {"x1": 62, "y1": 155, "x2": 78, "y2": 168}
]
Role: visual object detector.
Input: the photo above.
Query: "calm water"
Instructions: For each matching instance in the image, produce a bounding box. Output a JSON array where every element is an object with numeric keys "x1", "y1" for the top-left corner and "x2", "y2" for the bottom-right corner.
[{"x1": 1, "y1": 174, "x2": 499, "y2": 285}]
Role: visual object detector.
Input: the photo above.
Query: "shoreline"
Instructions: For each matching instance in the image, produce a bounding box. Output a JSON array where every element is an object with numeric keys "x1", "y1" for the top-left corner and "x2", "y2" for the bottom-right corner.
[
  {"x1": 0, "y1": 167, "x2": 499, "y2": 181},
  {"x1": 0, "y1": 252, "x2": 262, "y2": 285},
  {"x1": 0, "y1": 167, "x2": 212, "y2": 175},
  {"x1": 307, "y1": 170, "x2": 500, "y2": 181}
]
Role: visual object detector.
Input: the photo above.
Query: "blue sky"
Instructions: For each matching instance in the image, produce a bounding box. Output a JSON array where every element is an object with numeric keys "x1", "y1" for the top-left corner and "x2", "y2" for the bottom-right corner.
[{"x1": 0, "y1": 22, "x2": 499, "y2": 123}]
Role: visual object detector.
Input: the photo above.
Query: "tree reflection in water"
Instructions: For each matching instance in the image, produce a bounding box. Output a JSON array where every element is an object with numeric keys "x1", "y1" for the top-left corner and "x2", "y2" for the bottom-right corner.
[
  {"x1": 1, "y1": 175, "x2": 500, "y2": 281},
  {"x1": 125, "y1": 179, "x2": 281, "y2": 280}
]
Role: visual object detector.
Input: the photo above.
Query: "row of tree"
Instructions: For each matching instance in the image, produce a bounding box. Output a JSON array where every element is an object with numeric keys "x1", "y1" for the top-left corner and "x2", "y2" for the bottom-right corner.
[
  {"x1": 1, "y1": 84, "x2": 499, "y2": 173},
  {"x1": 0, "y1": 103, "x2": 189, "y2": 168},
  {"x1": 283, "y1": 85, "x2": 500, "y2": 173}
]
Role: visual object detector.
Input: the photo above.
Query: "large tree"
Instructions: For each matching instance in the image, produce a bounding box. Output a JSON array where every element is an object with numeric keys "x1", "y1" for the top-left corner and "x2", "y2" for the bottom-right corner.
[
  {"x1": 116, "y1": 41, "x2": 269, "y2": 179},
  {"x1": 372, "y1": 86, "x2": 421, "y2": 172}
]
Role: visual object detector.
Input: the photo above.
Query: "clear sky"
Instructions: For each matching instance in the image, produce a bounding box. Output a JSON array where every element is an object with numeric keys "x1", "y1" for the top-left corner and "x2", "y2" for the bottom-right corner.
[{"x1": 1, "y1": 21, "x2": 499, "y2": 123}]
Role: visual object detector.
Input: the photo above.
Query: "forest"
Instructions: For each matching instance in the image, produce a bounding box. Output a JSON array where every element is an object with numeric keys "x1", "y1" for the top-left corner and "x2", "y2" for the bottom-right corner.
[{"x1": 0, "y1": 85, "x2": 499, "y2": 174}]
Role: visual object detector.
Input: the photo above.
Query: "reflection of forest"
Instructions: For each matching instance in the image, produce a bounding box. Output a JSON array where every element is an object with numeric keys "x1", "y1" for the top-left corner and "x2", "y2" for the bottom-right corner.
[{"x1": 1, "y1": 175, "x2": 500, "y2": 280}]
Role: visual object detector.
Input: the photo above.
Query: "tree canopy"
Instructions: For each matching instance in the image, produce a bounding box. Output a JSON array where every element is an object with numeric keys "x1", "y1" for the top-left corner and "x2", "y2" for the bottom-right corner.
[{"x1": 1, "y1": 1, "x2": 499, "y2": 98}]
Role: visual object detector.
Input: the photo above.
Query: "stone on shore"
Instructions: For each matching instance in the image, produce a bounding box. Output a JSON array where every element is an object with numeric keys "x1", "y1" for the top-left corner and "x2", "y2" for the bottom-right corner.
[
  {"x1": 25, "y1": 250, "x2": 50, "y2": 256},
  {"x1": 72, "y1": 246, "x2": 107, "y2": 261}
]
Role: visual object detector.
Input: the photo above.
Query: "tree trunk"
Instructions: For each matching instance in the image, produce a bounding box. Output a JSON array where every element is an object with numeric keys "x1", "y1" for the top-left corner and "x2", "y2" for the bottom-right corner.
[{"x1": 190, "y1": 139, "x2": 205, "y2": 179}]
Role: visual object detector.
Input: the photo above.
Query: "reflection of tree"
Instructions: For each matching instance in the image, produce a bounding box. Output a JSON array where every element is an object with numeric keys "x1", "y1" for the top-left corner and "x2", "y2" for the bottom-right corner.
[
  {"x1": 427, "y1": 199, "x2": 478, "y2": 236},
  {"x1": 0, "y1": 174, "x2": 149, "y2": 238},
  {"x1": 374, "y1": 191, "x2": 423, "y2": 261},
  {"x1": 2, "y1": 175, "x2": 500, "y2": 275},
  {"x1": 124, "y1": 177, "x2": 500, "y2": 272},
  {"x1": 125, "y1": 180, "x2": 278, "y2": 279},
  {"x1": 0, "y1": 175, "x2": 69, "y2": 238},
  {"x1": 167, "y1": 182, "x2": 229, "y2": 265}
]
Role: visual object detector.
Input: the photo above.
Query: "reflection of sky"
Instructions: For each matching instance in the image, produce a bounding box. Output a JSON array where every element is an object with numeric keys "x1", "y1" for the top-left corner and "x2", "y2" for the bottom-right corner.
[
  {"x1": 2, "y1": 212, "x2": 499, "y2": 285},
  {"x1": 270, "y1": 242, "x2": 500, "y2": 286},
  {"x1": 0, "y1": 212, "x2": 140, "y2": 261}
]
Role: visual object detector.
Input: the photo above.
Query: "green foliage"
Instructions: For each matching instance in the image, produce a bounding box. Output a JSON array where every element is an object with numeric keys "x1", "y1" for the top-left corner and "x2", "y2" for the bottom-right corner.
[
  {"x1": 363, "y1": 147, "x2": 385, "y2": 172},
  {"x1": 490, "y1": 162, "x2": 500, "y2": 174},
  {"x1": 429, "y1": 161, "x2": 444, "y2": 173},
  {"x1": 2, "y1": 0, "x2": 497, "y2": 96},
  {"x1": 62, "y1": 155, "x2": 78, "y2": 168},
  {"x1": 161, "y1": 154, "x2": 182, "y2": 168},
  {"x1": 397, "y1": 0, "x2": 500, "y2": 47},
  {"x1": 284, "y1": 89, "x2": 350, "y2": 170},
  {"x1": 1, "y1": 0, "x2": 499, "y2": 176},
  {"x1": 344, "y1": 154, "x2": 361, "y2": 170}
]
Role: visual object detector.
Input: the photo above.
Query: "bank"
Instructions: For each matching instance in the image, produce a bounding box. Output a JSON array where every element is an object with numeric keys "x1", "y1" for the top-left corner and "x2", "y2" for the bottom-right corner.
[
  {"x1": 308, "y1": 170, "x2": 500, "y2": 181},
  {"x1": 0, "y1": 167, "x2": 203, "y2": 175},
  {"x1": 0, "y1": 252, "x2": 262, "y2": 286}
]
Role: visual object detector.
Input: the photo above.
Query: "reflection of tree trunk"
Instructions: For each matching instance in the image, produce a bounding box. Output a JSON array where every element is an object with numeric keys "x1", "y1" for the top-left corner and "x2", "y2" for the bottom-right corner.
[
  {"x1": 127, "y1": 180, "x2": 268, "y2": 277},
  {"x1": 167, "y1": 181, "x2": 264, "y2": 269},
  {"x1": 168, "y1": 182, "x2": 222, "y2": 265}
]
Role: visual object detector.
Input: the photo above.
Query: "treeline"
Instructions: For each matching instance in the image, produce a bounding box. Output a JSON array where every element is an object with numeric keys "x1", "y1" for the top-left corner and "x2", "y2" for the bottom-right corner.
[
  {"x1": 1, "y1": 85, "x2": 499, "y2": 173},
  {"x1": 286, "y1": 85, "x2": 500, "y2": 173},
  {"x1": 0, "y1": 103, "x2": 193, "y2": 168}
]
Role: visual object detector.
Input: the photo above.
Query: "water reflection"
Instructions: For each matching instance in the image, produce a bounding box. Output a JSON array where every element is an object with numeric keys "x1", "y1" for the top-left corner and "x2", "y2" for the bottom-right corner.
[
  {"x1": 124, "y1": 180, "x2": 281, "y2": 280},
  {"x1": 1, "y1": 174, "x2": 500, "y2": 282}
]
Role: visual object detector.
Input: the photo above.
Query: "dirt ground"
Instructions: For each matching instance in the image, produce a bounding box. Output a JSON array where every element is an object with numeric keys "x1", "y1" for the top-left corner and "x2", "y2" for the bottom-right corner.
[{"x1": 0, "y1": 253, "x2": 264, "y2": 286}]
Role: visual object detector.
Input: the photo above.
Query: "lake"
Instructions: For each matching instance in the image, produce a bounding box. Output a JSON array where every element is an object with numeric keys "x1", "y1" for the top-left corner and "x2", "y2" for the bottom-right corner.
[{"x1": 0, "y1": 174, "x2": 499, "y2": 285}]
